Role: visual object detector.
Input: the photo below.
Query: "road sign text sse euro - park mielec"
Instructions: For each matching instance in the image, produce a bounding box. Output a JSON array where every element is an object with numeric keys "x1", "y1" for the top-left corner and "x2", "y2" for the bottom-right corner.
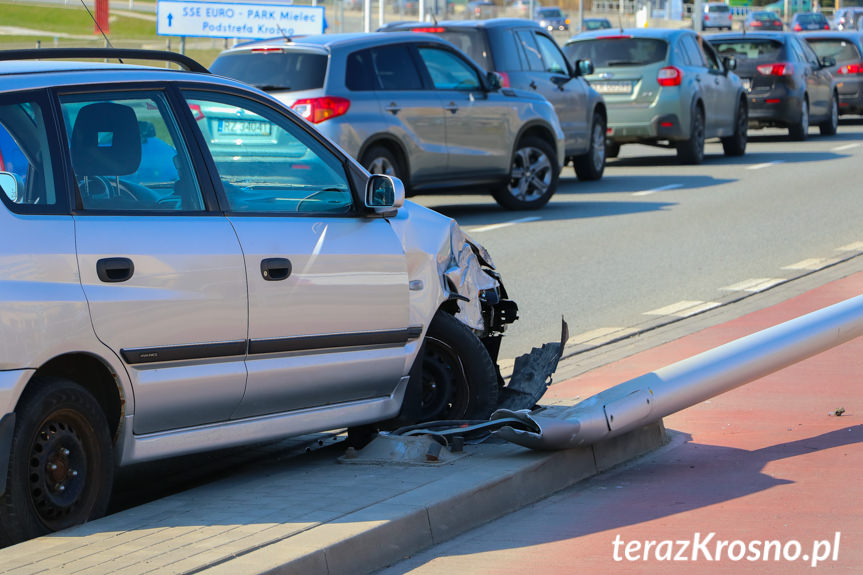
[{"x1": 156, "y1": 1, "x2": 325, "y2": 39}]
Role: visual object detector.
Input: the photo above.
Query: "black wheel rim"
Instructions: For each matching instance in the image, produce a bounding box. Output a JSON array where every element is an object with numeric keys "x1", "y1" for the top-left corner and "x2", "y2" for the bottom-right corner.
[
  {"x1": 27, "y1": 410, "x2": 94, "y2": 529},
  {"x1": 420, "y1": 337, "x2": 470, "y2": 421}
]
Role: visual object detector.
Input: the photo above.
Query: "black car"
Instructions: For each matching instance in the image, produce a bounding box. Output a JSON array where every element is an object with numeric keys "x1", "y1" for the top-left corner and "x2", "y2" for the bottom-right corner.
[
  {"x1": 708, "y1": 32, "x2": 838, "y2": 140},
  {"x1": 791, "y1": 12, "x2": 831, "y2": 32},
  {"x1": 803, "y1": 31, "x2": 863, "y2": 115},
  {"x1": 383, "y1": 19, "x2": 609, "y2": 181},
  {"x1": 744, "y1": 11, "x2": 784, "y2": 32}
]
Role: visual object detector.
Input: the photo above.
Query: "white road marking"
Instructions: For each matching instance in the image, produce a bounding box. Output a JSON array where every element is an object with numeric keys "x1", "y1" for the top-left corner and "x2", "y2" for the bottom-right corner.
[
  {"x1": 570, "y1": 327, "x2": 637, "y2": 345},
  {"x1": 468, "y1": 216, "x2": 541, "y2": 233},
  {"x1": 832, "y1": 143, "x2": 861, "y2": 152},
  {"x1": 720, "y1": 278, "x2": 786, "y2": 293},
  {"x1": 746, "y1": 160, "x2": 785, "y2": 170},
  {"x1": 782, "y1": 257, "x2": 841, "y2": 271},
  {"x1": 632, "y1": 184, "x2": 683, "y2": 197},
  {"x1": 837, "y1": 241, "x2": 863, "y2": 252},
  {"x1": 644, "y1": 300, "x2": 721, "y2": 317}
]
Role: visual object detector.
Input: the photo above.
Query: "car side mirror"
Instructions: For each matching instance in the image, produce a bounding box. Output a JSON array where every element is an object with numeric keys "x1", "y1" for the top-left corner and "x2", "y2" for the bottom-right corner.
[
  {"x1": 486, "y1": 71, "x2": 503, "y2": 91},
  {"x1": 723, "y1": 56, "x2": 737, "y2": 71},
  {"x1": 575, "y1": 59, "x2": 594, "y2": 77},
  {"x1": 0, "y1": 171, "x2": 18, "y2": 203},
  {"x1": 365, "y1": 174, "x2": 405, "y2": 215},
  {"x1": 820, "y1": 55, "x2": 836, "y2": 68}
]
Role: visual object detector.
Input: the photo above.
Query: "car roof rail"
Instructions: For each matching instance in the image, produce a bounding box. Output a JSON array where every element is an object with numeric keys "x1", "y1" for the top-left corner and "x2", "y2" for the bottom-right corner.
[{"x1": 0, "y1": 48, "x2": 209, "y2": 73}]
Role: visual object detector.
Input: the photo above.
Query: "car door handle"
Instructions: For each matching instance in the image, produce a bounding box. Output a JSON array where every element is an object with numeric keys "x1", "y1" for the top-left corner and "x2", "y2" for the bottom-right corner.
[
  {"x1": 96, "y1": 257, "x2": 134, "y2": 283},
  {"x1": 261, "y1": 258, "x2": 292, "y2": 281},
  {"x1": 529, "y1": 80, "x2": 538, "y2": 90},
  {"x1": 385, "y1": 102, "x2": 401, "y2": 115},
  {"x1": 444, "y1": 103, "x2": 459, "y2": 114}
]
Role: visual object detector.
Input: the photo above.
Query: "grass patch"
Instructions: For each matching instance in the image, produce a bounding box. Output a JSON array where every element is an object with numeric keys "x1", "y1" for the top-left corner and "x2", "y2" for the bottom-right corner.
[{"x1": 0, "y1": 1, "x2": 157, "y2": 40}]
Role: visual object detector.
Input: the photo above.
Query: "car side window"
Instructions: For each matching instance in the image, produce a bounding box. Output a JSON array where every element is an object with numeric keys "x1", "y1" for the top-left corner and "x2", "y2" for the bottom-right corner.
[
  {"x1": 682, "y1": 35, "x2": 707, "y2": 67},
  {"x1": 182, "y1": 90, "x2": 354, "y2": 215},
  {"x1": 515, "y1": 30, "x2": 545, "y2": 71},
  {"x1": 534, "y1": 33, "x2": 570, "y2": 74},
  {"x1": 798, "y1": 39, "x2": 822, "y2": 66},
  {"x1": 370, "y1": 45, "x2": 424, "y2": 91},
  {"x1": 787, "y1": 39, "x2": 807, "y2": 63},
  {"x1": 59, "y1": 91, "x2": 204, "y2": 212},
  {"x1": 0, "y1": 93, "x2": 62, "y2": 213},
  {"x1": 416, "y1": 47, "x2": 482, "y2": 91},
  {"x1": 700, "y1": 40, "x2": 722, "y2": 72},
  {"x1": 345, "y1": 49, "x2": 376, "y2": 91}
]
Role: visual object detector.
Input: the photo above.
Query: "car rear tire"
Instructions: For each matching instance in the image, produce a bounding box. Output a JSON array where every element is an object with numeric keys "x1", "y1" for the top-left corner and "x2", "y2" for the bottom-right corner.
[
  {"x1": 606, "y1": 142, "x2": 621, "y2": 159},
  {"x1": 492, "y1": 136, "x2": 559, "y2": 210},
  {"x1": 819, "y1": 93, "x2": 839, "y2": 136},
  {"x1": 419, "y1": 311, "x2": 498, "y2": 422},
  {"x1": 789, "y1": 97, "x2": 809, "y2": 141},
  {"x1": 722, "y1": 100, "x2": 748, "y2": 157},
  {"x1": 677, "y1": 106, "x2": 705, "y2": 165},
  {"x1": 0, "y1": 378, "x2": 113, "y2": 547},
  {"x1": 573, "y1": 112, "x2": 606, "y2": 181},
  {"x1": 361, "y1": 145, "x2": 404, "y2": 181}
]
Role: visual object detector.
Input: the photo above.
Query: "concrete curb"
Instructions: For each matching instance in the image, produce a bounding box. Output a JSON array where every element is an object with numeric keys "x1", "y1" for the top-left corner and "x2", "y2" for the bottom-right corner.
[{"x1": 202, "y1": 421, "x2": 668, "y2": 575}]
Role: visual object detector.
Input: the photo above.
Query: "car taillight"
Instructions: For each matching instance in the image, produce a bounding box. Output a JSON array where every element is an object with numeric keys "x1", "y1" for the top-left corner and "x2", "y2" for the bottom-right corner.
[
  {"x1": 751, "y1": 21, "x2": 763, "y2": 27},
  {"x1": 291, "y1": 97, "x2": 351, "y2": 123},
  {"x1": 251, "y1": 47, "x2": 283, "y2": 53},
  {"x1": 824, "y1": 24, "x2": 830, "y2": 29},
  {"x1": 793, "y1": 24, "x2": 802, "y2": 31},
  {"x1": 411, "y1": 27, "x2": 444, "y2": 32},
  {"x1": 495, "y1": 71, "x2": 511, "y2": 87},
  {"x1": 657, "y1": 66, "x2": 682, "y2": 87},
  {"x1": 756, "y1": 63, "x2": 794, "y2": 76},
  {"x1": 838, "y1": 62, "x2": 863, "y2": 74},
  {"x1": 705, "y1": 14, "x2": 710, "y2": 20},
  {"x1": 774, "y1": 20, "x2": 782, "y2": 26},
  {"x1": 188, "y1": 104, "x2": 205, "y2": 121}
]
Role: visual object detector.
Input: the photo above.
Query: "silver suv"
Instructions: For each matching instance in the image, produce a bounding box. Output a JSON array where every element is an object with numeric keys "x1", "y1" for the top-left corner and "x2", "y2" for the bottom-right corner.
[
  {"x1": 0, "y1": 48, "x2": 520, "y2": 545},
  {"x1": 210, "y1": 33, "x2": 566, "y2": 210}
]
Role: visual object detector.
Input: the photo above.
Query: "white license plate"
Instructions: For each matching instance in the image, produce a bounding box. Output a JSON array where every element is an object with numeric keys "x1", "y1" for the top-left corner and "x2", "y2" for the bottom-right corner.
[
  {"x1": 742, "y1": 78, "x2": 752, "y2": 92},
  {"x1": 218, "y1": 120, "x2": 272, "y2": 136},
  {"x1": 593, "y1": 81, "x2": 633, "y2": 95}
]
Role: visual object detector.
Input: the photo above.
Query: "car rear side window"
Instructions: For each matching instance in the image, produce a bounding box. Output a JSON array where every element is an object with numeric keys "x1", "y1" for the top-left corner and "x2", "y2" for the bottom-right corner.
[
  {"x1": 369, "y1": 45, "x2": 424, "y2": 91},
  {"x1": 210, "y1": 51, "x2": 327, "y2": 91},
  {"x1": 346, "y1": 49, "x2": 376, "y2": 91},
  {"x1": 0, "y1": 93, "x2": 65, "y2": 213},
  {"x1": 565, "y1": 38, "x2": 668, "y2": 68},
  {"x1": 807, "y1": 38, "x2": 862, "y2": 63},
  {"x1": 436, "y1": 29, "x2": 492, "y2": 70},
  {"x1": 710, "y1": 39, "x2": 783, "y2": 62}
]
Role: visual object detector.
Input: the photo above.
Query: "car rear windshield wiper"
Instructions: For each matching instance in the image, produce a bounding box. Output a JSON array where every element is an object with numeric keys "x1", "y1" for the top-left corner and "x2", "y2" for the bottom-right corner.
[
  {"x1": 605, "y1": 60, "x2": 646, "y2": 67},
  {"x1": 255, "y1": 84, "x2": 290, "y2": 91}
]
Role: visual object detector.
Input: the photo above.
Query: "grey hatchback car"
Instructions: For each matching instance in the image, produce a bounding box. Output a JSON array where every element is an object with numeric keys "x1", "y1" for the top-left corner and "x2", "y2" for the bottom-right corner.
[
  {"x1": 0, "y1": 48, "x2": 522, "y2": 545},
  {"x1": 210, "y1": 33, "x2": 566, "y2": 210},
  {"x1": 565, "y1": 28, "x2": 749, "y2": 164}
]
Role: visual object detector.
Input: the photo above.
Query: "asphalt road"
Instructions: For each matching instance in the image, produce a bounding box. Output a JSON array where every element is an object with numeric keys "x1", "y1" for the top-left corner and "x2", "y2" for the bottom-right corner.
[{"x1": 414, "y1": 120, "x2": 863, "y2": 360}]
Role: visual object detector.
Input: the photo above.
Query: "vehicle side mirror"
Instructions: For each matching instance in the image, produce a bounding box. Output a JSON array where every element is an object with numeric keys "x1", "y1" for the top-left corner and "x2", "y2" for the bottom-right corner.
[
  {"x1": 486, "y1": 71, "x2": 503, "y2": 91},
  {"x1": 723, "y1": 56, "x2": 737, "y2": 71},
  {"x1": 365, "y1": 174, "x2": 405, "y2": 215},
  {"x1": 0, "y1": 171, "x2": 18, "y2": 203},
  {"x1": 820, "y1": 55, "x2": 836, "y2": 68},
  {"x1": 575, "y1": 59, "x2": 594, "y2": 77}
]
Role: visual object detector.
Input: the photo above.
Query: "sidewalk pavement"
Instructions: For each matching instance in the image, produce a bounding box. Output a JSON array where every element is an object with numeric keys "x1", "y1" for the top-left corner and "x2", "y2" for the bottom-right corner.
[{"x1": 0, "y1": 268, "x2": 860, "y2": 574}]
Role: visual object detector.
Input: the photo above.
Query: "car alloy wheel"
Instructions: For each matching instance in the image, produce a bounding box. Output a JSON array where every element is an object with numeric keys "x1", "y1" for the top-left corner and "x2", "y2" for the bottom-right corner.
[{"x1": 492, "y1": 135, "x2": 559, "y2": 210}]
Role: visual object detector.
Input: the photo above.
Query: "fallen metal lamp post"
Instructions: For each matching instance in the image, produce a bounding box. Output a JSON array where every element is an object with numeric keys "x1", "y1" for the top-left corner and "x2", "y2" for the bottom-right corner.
[{"x1": 492, "y1": 295, "x2": 863, "y2": 450}]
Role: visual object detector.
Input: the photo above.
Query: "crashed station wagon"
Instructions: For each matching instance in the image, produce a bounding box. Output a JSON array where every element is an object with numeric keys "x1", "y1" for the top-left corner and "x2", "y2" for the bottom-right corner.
[{"x1": 0, "y1": 49, "x2": 543, "y2": 546}]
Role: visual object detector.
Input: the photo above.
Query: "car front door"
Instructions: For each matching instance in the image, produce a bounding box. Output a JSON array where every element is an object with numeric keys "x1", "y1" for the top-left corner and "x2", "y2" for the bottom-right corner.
[
  {"x1": 59, "y1": 89, "x2": 249, "y2": 435},
  {"x1": 700, "y1": 39, "x2": 739, "y2": 135},
  {"x1": 181, "y1": 89, "x2": 413, "y2": 419},
  {"x1": 413, "y1": 44, "x2": 512, "y2": 178},
  {"x1": 520, "y1": 29, "x2": 589, "y2": 156},
  {"x1": 796, "y1": 37, "x2": 834, "y2": 118},
  {"x1": 680, "y1": 34, "x2": 723, "y2": 136}
]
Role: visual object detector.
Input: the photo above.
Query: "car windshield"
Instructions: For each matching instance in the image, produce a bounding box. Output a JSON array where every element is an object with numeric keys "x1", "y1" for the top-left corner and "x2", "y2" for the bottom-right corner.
[
  {"x1": 710, "y1": 39, "x2": 783, "y2": 61},
  {"x1": 210, "y1": 51, "x2": 328, "y2": 91},
  {"x1": 538, "y1": 8, "x2": 562, "y2": 17},
  {"x1": 807, "y1": 38, "x2": 861, "y2": 62},
  {"x1": 430, "y1": 28, "x2": 493, "y2": 70},
  {"x1": 565, "y1": 38, "x2": 667, "y2": 67}
]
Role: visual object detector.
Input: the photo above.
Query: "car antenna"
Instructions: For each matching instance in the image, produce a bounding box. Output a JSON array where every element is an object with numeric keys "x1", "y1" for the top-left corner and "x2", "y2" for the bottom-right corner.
[
  {"x1": 275, "y1": 20, "x2": 292, "y2": 42},
  {"x1": 431, "y1": 11, "x2": 439, "y2": 25},
  {"x1": 79, "y1": 0, "x2": 121, "y2": 61}
]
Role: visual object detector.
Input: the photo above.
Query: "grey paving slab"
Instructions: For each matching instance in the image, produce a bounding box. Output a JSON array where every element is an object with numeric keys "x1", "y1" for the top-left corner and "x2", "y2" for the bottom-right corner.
[{"x1": 0, "y1": 420, "x2": 666, "y2": 575}]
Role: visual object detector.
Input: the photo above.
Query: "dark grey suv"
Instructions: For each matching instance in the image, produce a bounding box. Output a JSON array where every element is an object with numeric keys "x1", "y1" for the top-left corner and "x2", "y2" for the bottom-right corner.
[
  {"x1": 211, "y1": 33, "x2": 566, "y2": 210},
  {"x1": 383, "y1": 19, "x2": 608, "y2": 182}
]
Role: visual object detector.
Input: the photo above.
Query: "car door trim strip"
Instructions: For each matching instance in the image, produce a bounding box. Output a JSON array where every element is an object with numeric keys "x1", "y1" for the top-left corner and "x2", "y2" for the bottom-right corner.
[{"x1": 121, "y1": 341, "x2": 248, "y2": 365}]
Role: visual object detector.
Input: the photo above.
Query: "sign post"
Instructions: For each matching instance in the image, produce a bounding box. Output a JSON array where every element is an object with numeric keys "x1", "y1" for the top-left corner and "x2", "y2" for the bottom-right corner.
[
  {"x1": 157, "y1": 1, "x2": 326, "y2": 39},
  {"x1": 95, "y1": 0, "x2": 110, "y2": 34}
]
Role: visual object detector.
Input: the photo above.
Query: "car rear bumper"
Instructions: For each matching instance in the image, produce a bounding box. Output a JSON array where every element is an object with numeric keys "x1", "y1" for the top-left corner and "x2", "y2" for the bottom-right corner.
[
  {"x1": 747, "y1": 87, "x2": 802, "y2": 127},
  {"x1": 607, "y1": 113, "x2": 687, "y2": 143}
]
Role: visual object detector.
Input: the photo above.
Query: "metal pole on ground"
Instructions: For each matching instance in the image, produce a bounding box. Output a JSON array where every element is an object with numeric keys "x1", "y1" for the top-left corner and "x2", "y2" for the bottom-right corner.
[{"x1": 364, "y1": 0, "x2": 372, "y2": 32}]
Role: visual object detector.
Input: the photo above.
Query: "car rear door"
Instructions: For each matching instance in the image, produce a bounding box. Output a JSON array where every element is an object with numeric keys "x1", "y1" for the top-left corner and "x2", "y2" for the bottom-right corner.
[
  {"x1": 413, "y1": 44, "x2": 512, "y2": 178},
  {"x1": 180, "y1": 88, "x2": 413, "y2": 420},
  {"x1": 58, "y1": 88, "x2": 249, "y2": 435},
  {"x1": 795, "y1": 36, "x2": 834, "y2": 118}
]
